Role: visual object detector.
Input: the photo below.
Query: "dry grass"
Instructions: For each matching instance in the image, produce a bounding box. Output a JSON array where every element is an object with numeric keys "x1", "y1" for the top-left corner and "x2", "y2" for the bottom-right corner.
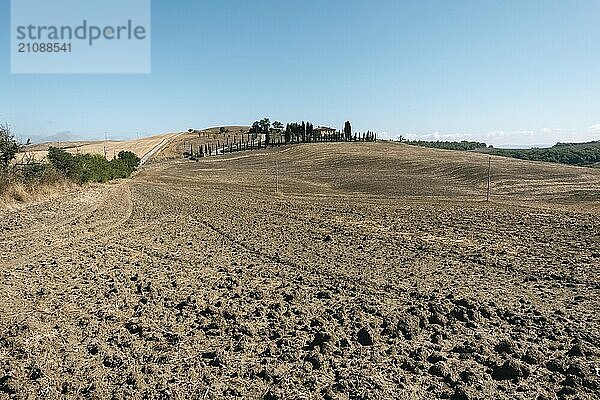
[
  {"x1": 5, "y1": 132, "x2": 183, "y2": 208},
  {"x1": 161, "y1": 141, "x2": 600, "y2": 210},
  {"x1": 0, "y1": 178, "x2": 74, "y2": 209}
]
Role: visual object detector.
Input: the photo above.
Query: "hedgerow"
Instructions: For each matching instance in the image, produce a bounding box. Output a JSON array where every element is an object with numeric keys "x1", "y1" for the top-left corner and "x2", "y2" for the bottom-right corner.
[{"x1": 47, "y1": 147, "x2": 140, "y2": 183}]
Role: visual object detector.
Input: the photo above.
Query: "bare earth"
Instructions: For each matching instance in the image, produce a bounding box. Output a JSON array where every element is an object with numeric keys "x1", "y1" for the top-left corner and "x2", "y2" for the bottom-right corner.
[{"x1": 1, "y1": 142, "x2": 599, "y2": 399}]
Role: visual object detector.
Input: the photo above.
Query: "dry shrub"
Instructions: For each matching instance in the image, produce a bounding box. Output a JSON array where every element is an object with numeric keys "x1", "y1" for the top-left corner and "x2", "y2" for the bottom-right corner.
[
  {"x1": 10, "y1": 182, "x2": 29, "y2": 202},
  {"x1": 0, "y1": 171, "x2": 73, "y2": 208}
]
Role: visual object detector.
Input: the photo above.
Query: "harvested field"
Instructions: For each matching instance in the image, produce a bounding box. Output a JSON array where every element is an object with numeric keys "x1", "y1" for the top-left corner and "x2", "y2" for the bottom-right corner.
[
  {"x1": 161, "y1": 126, "x2": 251, "y2": 160},
  {"x1": 1, "y1": 142, "x2": 599, "y2": 399},
  {"x1": 18, "y1": 133, "x2": 181, "y2": 162}
]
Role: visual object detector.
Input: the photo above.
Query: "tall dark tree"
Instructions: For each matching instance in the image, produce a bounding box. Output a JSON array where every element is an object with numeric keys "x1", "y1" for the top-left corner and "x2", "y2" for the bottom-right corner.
[
  {"x1": 344, "y1": 121, "x2": 352, "y2": 141},
  {"x1": 259, "y1": 118, "x2": 271, "y2": 134},
  {"x1": 308, "y1": 123, "x2": 315, "y2": 142},
  {"x1": 285, "y1": 124, "x2": 291, "y2": 144},
  {"x1": 272, "y1": 121, "x2": 284, "y2": 132},
  {"x1": 250, "y1": 121, "x2": 261, "y2": 134}
]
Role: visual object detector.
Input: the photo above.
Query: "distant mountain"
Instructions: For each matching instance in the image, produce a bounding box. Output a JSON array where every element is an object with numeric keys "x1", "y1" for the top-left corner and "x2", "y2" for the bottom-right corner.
[
  {"x1": 18, "y1": 131, "x2": 141, "y2": 144},
  {"x1": 17, "y1": 131, "x2": 80, "y2": 144}
]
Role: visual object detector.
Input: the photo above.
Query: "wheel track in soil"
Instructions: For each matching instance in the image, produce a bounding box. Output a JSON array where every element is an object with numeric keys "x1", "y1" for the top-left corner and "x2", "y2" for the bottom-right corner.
[
  {"x1": 0, "y1": 188, "x2": 106, "y2": 241},
  {"x1": 1, "y1": 184, "x2": 134, "y2": 269},
  {"x1": 153, "y1": 184, "x2": 411, "y2": 297},
  {"x1": 137, "y1": 183, "x2": 398, "y2": 316},
  {"x1": 1, "y1": 131, "x2": 181, "y2": 245},
  {"x1": 129, "y1": 182, "x2": 329, "y2": 280}
]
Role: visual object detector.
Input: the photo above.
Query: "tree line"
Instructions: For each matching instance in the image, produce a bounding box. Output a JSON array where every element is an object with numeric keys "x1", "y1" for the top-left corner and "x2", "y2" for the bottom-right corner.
[
  {"x1": 185, "y1": 118, "x2": 377, "y2": 159},
  {"x1": 403, "y1": 140, "x2": 489, "y2": 151},
  {"x1": 485, "y1": 141, "x2": 600, "y2": 167},
  {"x1": 400, "y1": 136, "x2": 600, "y2": 168}
]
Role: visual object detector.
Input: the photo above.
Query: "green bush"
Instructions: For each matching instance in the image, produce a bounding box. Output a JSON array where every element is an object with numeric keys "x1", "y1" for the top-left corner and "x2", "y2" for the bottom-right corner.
[
  {"x1": 0, "y1": 123, "x2": 22, "y2": 172},
  {"x1": 48, "y1": 146, "x2": 81, "y2": 178},
  {"x1": 47, "y1": 147, "x2": 140, "y2": 183},
  {"x1": 117, "y1": 151, "x2": 141, "y2": 169}
]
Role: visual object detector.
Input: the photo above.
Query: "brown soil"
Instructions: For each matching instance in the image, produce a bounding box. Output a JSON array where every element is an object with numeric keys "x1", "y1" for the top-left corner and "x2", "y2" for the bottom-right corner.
[{"x1": 1, "y1": 142, "x2": 599, "y2": 399}]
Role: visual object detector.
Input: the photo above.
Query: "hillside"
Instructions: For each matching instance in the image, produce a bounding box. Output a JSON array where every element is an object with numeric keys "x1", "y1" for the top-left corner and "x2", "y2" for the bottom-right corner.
[
  {"x1": 18, "y1": 132, "x2": 181, "y2": 162},
  {"x1": 158, "y1": 141, "x2": 600, "y2": 206},
  {"x1": 1, "y1": 141, "x2": 599, "y2": 399},
  {"x1": 17, "y1": 127, "x2": 252, "y2": 164},
  {"x1": 155, "y1": 126, "x2": 251, "y2": 160}
]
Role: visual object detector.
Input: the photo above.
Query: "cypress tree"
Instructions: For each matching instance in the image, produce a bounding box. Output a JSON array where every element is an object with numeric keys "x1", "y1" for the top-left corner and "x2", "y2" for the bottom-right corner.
[{"x1": 344, "y1": 121, "x2": 352, "y2": 141}]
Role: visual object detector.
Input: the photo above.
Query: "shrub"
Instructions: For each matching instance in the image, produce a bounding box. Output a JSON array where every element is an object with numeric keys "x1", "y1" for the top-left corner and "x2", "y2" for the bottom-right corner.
[
  {"x1": 47, "y1": 147, "x2": 141, "y2": 183},
  {"x1": 47, "y1": 147, "x2": 80, "y2": 178},
  {"x1": 117, "y1": 151, "x2": 140, "y2": 169},
  {"x1": 0, "y1": 123, "x2": 22, "y2": 172}
]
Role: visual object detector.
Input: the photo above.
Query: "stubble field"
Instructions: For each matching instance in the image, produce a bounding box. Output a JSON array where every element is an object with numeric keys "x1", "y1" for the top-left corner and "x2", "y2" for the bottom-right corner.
[{"x1": 1, "y1": 142, "x2": 599, "y2": 399}]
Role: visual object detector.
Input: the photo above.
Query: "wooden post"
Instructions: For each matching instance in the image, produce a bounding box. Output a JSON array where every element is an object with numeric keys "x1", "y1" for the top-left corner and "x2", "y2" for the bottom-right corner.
[
  {"x1": 276, "y1": 161, "x2": 279, "y2": 193},
  {"x1": 486, "y1": 157, "x2": 491, "y2": 202}
]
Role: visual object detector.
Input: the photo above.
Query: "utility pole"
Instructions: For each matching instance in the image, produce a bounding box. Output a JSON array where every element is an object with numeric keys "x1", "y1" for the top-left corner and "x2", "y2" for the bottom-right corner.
[
  {"x1": 486, "y1": 156, "x2": 491, "y2": 202},
  {"x1": 276, "y1": 161, "x2": 279, "y2": 194}
]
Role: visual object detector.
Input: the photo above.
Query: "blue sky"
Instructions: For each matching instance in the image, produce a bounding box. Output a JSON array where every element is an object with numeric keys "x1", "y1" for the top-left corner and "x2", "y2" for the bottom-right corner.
[{"x1": 1, "y1": 0, "x2": 599, "y2": 146}]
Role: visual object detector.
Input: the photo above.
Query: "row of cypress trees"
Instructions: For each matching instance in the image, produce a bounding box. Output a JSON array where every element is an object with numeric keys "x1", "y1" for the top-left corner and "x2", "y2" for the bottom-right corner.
[{"x1": 185, "y1": 120, "x2": 377, "y2": 159}]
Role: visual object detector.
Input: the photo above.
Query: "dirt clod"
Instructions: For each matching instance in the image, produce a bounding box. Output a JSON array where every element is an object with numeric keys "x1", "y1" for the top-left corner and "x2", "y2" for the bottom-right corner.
[
  {"x1": 492, "y1": 359, "x2": 530, "y2": 381},
  {"x1": 357, "y1": 327, "x2": 374, "y2": 346}
]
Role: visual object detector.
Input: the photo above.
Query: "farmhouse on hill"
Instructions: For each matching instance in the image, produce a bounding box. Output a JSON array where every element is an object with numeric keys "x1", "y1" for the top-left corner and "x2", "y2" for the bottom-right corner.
[{"x1": 314, "y1": 126, "x2": 337, "y2": 139}]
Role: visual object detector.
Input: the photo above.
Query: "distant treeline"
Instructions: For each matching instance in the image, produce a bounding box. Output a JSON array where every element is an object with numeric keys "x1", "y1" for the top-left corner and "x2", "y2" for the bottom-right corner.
[
  {"x1": 485, "y1": 141, "x2": 600, "y2": 167},
  {"x1": 186, "y1": 118, "x2": 377, "y2": 159},
  {"x1": 404, "y1": 140, "x2": 489, "y2": 151},
  {"x1": 402, "y1": 138, "x2": 600, "y2": 167},
  {"x1": 248, "y1": 118, "x2": 376, "y2": 145}
]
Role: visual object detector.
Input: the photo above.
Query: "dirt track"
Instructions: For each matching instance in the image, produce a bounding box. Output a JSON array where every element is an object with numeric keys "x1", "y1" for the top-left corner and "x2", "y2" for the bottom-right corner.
[{"x1": 1, "y1": 143, "x2": 599, "y2": 399}]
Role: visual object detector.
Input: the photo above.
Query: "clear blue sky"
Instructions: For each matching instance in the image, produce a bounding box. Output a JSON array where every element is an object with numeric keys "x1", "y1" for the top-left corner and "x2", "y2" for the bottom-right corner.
[{"x1": 1, "y1": 0, "x2": 599, "y2": 146}]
